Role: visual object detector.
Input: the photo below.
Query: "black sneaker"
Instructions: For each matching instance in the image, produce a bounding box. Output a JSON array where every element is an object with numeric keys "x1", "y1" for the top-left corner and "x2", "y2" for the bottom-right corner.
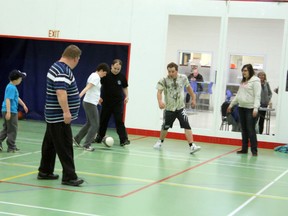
[
  {"x1": 37, "y1": 172, "x2": 59, "y2": 180},
  {"x1": 62, "y1": 178, "x2": 84, "y2": 186},
  {"x1": 237, "y1": 150, "x2": 248, "y2": 154},
  {"x1": 94, "y1": 135, "x2": 103, "y2": 143},
  {"x1": 7, "y1": 148, "x2": 20, "y2": 153},
  {"x1": 120, "y1": 139, "x2": 130, "y2": 146}
]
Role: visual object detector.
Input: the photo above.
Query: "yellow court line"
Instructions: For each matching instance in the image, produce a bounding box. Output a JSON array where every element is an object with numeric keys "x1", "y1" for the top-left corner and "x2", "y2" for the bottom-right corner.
[
  {"x1": 76, "y1": 171, "x2": 288, "y2": 201},
  {"x1": 1, "y1": 171, "x2": 38, "y2": 181},
  {"x1": 162, "y1": 182, "x2": 288, "y2": 201},
  {"x1": 1, "y1": 162, "x2": 288, "y2": 202},
  {"x1": 0, "y1": 162, "x2": 38, "y2": 169}
]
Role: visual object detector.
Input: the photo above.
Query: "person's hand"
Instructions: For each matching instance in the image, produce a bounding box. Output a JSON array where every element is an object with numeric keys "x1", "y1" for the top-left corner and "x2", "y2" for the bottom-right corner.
[
  {"x1": 158, "y1": 101, "x2": 165, "y2": 109},
  {"x1": 98, "y1": 97, "x2": 103, "y2": 105},
  {"x1": 5, "y1": 112, "x2": 11, "y2": 121},
  {"x1": 227, "y1": 107, "x2": 232, "y2": 113},
  {"x1": 124, "y1": 97, "x2": 129, "y2": 104},
  {"x1": 191, "y1": 99, "x2": 196, "y2": 108},
  {"x1": 23, "y1": 105, "x2": 28, "y2": 113},
  {"x1": 63, "y1": 111, "x2": 72, "y2": 124},
  {"x1": 252, "y1": 110, "x2": 258, "y2": 118}
]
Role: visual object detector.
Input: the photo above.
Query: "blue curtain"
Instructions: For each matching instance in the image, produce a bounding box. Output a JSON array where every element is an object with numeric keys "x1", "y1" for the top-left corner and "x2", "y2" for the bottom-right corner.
[{"x1": 0, "y1": 36, "x2": 129, "y2": 126}]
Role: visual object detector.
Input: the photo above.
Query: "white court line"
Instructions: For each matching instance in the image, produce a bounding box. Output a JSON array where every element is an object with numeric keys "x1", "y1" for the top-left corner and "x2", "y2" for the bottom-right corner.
[
  {"x1": 0, "y1": 201, "x2": 101, "y2": 216},
  {"x1": 0, "y1": 152, "x2": 34, "y2": 161},
  {"x1": 227, "y1": 168, "x2": 288, "y2": 216},
  {"x1": 0, "y1": 211, "x2": 27, "y2": 216}
]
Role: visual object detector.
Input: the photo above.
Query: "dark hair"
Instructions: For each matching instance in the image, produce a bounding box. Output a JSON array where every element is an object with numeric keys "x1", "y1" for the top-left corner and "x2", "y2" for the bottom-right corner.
[
  {"x1": 112, "y1": 59, "x2": 122, "y2": 65},
  {"x1": 9, "y1": 69, "x2": 26, "y2": 81},
  {"x1": 167, "y1": 62, "x2": 178, "y2": 71},
  {"x1": 241, "y1": 64, "x2": 255, "y2": 83},
  {"x1": 96, "y1": 63, "x2": 110, "y2": 72},
  {"x1": 62, "y1": 45, "x2": 82, "y2": 59}
]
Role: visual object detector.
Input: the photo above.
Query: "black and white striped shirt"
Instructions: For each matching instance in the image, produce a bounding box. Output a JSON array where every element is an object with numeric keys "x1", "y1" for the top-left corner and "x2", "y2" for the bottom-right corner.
[{"x1": 45, "y1": 61, "x2": 80, "y2": 123}]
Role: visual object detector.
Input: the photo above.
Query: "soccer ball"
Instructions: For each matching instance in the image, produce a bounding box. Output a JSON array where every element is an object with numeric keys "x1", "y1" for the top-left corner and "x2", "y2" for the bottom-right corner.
[
  {"x1": 103, "y1": 136, "x2": 114, "y2": 147},
  {"x1": 18, "y1": 111, "x2": 24, "y2": 120}
]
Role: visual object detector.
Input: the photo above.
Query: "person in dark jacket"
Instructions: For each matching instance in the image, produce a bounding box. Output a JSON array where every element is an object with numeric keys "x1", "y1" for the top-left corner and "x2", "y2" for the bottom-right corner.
[
  {"x1": 257, "y1": 71, "x2": 272, "y2": 134},
  {"x1": 95, "y1": 59, "x2": 130, "y2": 146}
]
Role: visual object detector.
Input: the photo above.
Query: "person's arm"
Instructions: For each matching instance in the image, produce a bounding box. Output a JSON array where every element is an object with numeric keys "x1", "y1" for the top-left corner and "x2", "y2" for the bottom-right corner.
[
  {"x1": 186, "y1": 85, "x2": 196, "y2": 108},
  {"x1": 227, "y1": 93, "x2": 238, "y2": 113},
  {"x1": 18, "y1": 98, "x2": 28, "y2": 113},
  {"x1": 56, "y1": 89, "x2": 71, "y2": 124},
  {"x1": 79, "y1": 83, "x2": 94, "y2": 98},
  {"x1": 5, "y1": 98, "x2": 11, "y2": 120},
  {"x1": 253, "y1": 80, "x2": 261, "y2": 117},
  {"x1": 267, "y1": 83, "x2": 272, "y2": 100},
  {"x1": 157, "y1": 89, "x2": 165, "y2": 109},
  {"x1": 267, "y1": 83, "x2": 273, "y2": 107},
  {"x1": 123, "y1": 87, "x2": 129, "y2": 104}
]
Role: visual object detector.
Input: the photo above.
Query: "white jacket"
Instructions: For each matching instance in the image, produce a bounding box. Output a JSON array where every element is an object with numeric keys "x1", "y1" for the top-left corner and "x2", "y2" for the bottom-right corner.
[{"x1": 230, "y1": 75, "x2": 261, "y2": 111}]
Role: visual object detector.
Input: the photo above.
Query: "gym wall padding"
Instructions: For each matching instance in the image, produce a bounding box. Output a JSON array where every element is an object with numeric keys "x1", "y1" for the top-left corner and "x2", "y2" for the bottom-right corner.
[{"x1": 0, "y1": 36, "x2": 130, "y2": 126}]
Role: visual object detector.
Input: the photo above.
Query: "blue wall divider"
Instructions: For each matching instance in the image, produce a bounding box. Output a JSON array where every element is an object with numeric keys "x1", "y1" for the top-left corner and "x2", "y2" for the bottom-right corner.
[{"x1": 0, "y1": 36, "x2": 130, "y2": 127}]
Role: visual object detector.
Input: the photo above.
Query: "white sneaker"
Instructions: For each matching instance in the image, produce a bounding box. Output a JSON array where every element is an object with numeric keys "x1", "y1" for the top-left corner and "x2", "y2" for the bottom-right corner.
[
  {"x1": 83, "y1": 146, "x2": 95, "y2": 151},
  {"x1": 73, "y1": 138, "x2": 81, "y2": 147},
  {"x1": 153, "y1": 140, "x2": 162, "y2": 149},
  {"x1": 190, "y1": 143, "x2": 201, "y2": 154}
]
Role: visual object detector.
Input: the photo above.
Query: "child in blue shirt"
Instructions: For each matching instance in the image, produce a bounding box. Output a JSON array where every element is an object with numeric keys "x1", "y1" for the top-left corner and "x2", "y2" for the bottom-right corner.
[{"x1": 0, "y1": 70, "x2": 28, "y2": 152}]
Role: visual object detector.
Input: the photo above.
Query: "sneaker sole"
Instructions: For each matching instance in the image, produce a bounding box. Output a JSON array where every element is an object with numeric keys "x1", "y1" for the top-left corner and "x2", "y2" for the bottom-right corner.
[
  {"x1": 73, "y1": 144, "x2": 82, "y2": 148},
  {"x1": 7, "y1": 149, "x2": 20, "y2": 153},
  {"x1": 62, "y1": 179, "x2": 84, "y2": 186},
  {"x1": 73, "y1": 138, "x2": 82, "y2": 147},
  {"x1": 190, "y1": 147, "x2": 201, "y2": 154},
  {"x1": 37, "y1": 176, "x2": 59, "y2": 180},
  {"x1": 83, "y1": 148, "x2": 95, "y2": 151}
]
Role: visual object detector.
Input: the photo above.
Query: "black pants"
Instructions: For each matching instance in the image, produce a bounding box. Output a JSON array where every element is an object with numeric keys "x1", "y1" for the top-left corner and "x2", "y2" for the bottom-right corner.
[
  {"x1": 38, "y1": 122, "x2": 77, "y2": 181},
  {"x1": 258, "y1": 106, "x2": 267, "y2": 134},
  {"x1": 238, "y1": 107, "x2": 258, "y2": 154},
  {"x1": 98, "y1": 101, "x2": 128, "y2": 143}
]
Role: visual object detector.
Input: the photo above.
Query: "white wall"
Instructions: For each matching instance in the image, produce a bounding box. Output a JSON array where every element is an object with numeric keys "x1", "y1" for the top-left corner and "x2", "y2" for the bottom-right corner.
[{"x1": 1, "y1": 0, "x2": 288, "y2": 143}]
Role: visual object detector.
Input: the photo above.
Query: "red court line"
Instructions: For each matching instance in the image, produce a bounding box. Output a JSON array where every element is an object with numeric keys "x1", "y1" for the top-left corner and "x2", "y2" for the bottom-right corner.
[
  {"x1": 0, "y1": 181, "x2": 119, "y2": 198},
  {"x1": 0, "y1": 148, "x2": 239, "y2": 199},
  {"x1": 130, "y1": 136, "x2": 149, "y2": 141},
  {"x1": 119, "y1": 148, "x2": 239, "y2": 198}
]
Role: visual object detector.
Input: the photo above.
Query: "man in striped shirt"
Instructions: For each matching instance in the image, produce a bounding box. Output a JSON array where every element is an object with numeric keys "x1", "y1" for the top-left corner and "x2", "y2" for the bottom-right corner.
[{"x1": 38, "y1": 45, "x2": 84, "y2": 186}]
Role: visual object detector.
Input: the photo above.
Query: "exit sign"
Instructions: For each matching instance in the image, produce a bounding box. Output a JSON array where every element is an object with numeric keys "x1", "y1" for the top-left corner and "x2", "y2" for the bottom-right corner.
[{"x1": 48, "y1": 30, "x2": 60, "y2": 38}]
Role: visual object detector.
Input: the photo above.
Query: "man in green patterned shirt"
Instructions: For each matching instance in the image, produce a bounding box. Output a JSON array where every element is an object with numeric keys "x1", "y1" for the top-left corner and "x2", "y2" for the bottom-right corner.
[{"x1": 153, "y1": 62, "x2": 201, "y2": 154}]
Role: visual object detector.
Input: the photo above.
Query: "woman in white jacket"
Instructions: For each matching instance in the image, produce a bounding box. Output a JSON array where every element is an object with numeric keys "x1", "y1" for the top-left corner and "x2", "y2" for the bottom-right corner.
[{"x1": 227, "y1": 64, "x2": 261, "y2": 156}]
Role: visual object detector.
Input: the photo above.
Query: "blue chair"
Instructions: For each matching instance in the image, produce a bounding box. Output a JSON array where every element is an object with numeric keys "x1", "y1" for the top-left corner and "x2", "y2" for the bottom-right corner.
[
  {"x1": 226, "y1": 89, "x2": 232, "y2": 102},
  {"x1": 196, "y1": 82, "x2": 213, "y2": 110},
  {"x1": 207, "y1": 82, "x2": 213, "y2": 94},
  {"x1": 190, "y1": 81, "x2": 198, "y2": 93},
  {"x1": 185, "y1": 81, "x2": 198, "y2": 109}
]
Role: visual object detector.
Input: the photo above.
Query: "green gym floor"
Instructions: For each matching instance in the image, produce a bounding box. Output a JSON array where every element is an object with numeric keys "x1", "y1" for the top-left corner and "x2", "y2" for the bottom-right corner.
[{"x1": 0, "y1": 120, "x2": 288, "y2": 216}]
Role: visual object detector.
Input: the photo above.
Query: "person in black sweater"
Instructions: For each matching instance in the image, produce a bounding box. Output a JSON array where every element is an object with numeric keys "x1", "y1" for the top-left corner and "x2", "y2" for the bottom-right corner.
[
  {"x1": 95, "y1": 59, "x2": 130, "y2": 146},
  {"x1": 186, "y1": 65, "x2": 204, "y2": 107}
]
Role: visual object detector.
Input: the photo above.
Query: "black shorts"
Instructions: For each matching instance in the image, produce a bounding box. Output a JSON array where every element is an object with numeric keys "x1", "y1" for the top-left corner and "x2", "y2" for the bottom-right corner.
[{"x1": 161, "y1": 108, "x2": 191, "y2": 130}]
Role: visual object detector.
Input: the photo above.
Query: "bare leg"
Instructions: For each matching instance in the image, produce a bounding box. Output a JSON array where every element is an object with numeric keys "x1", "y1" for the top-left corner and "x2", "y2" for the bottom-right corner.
[
  {"x1": 184, "y1": 129, "x2": 193, "y2": 143},
  {"x1": 160, "y1": 130, "x2": 168, "y2": 140}
]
